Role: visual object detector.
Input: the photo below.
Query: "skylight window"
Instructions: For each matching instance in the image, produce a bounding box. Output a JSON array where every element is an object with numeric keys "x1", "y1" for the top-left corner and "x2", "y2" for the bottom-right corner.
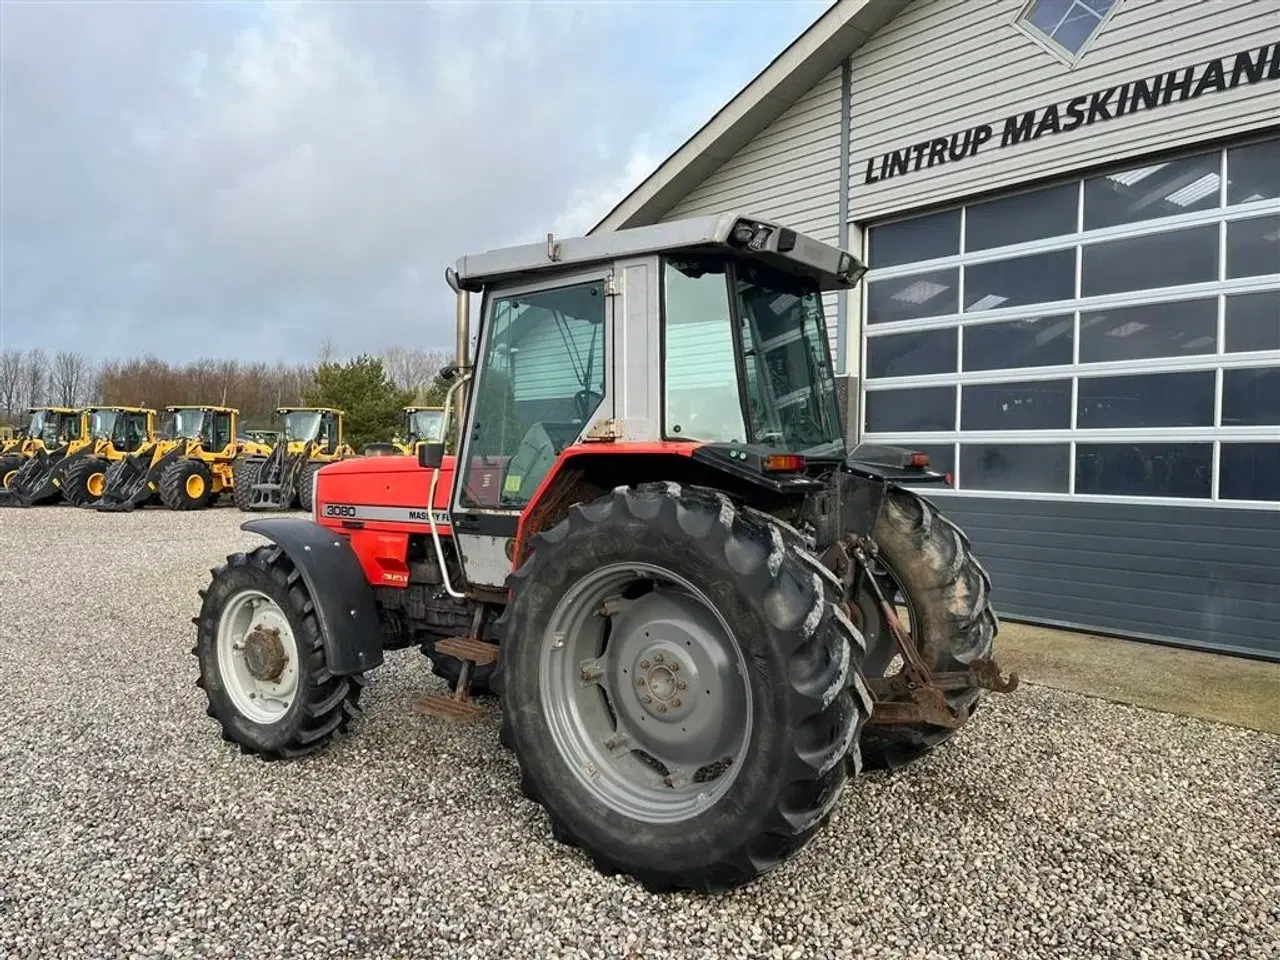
[{"x1": 1018, "y1": 0, "x2": 1118, "y2": 61}]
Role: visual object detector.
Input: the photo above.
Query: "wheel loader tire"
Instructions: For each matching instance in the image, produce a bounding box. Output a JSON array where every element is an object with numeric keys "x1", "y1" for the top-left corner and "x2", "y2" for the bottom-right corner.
[
  {"x1": 231, "y1": 457, "x2": 261, "y2": 512},
  {"x1": 60, "y1": 456, "x2": 110, "y2": 507},
  {"x1": 193, "y1": 544, "x2": 366, "y2": 761},
  {"x1": 159, "y1": 459, "x2": 214, "y2": 510},
  {"x1": 297, "y1": 463, "x2": 322, "y2": 514},
  {"x1": 492, "y1": 482, "x2": 871, "y2": 894},
  {"x1": 0, "y1": 455, "x2": 23, "y2": 489},
  {"x1": 856, "y1": 486, "x2": 998, "y2": 773}
]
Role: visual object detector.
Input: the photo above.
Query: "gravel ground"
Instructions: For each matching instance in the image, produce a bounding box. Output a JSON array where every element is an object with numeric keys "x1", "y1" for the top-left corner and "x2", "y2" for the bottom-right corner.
[{"x1": 1, "y1": 505, "x2": 1277, "y2": 960}]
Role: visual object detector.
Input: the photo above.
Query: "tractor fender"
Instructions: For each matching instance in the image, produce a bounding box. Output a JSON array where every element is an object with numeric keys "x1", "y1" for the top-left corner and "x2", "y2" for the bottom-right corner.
[{"x1": 241, "y1": 517, "x2": 386, "y2": 676}]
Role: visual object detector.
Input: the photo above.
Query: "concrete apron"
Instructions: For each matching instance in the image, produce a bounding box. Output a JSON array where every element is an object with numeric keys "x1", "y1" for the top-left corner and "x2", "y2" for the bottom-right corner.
[{"x1": 993, "y1": 620, "x2": 1280, "y2": 736}]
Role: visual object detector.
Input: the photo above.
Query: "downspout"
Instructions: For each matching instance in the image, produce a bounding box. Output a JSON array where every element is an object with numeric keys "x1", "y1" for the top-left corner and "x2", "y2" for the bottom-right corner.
[{"x1": 836, "y1": 56, "x2": 852, "y2": 376}]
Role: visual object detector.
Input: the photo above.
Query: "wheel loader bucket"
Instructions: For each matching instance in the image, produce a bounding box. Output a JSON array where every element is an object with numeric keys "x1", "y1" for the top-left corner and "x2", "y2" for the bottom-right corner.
[
  {"x1": 0, "y1": 450, "x2": 62, "y2": 508},
  {"x1": 90, "y1": 454, "x2": 153, "y2": 512}
]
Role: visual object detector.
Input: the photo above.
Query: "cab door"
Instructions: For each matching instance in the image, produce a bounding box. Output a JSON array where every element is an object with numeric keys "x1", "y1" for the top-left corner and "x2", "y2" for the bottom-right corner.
[{"x1": 449, "y1": 270, "x2": 614, "y2": 589}]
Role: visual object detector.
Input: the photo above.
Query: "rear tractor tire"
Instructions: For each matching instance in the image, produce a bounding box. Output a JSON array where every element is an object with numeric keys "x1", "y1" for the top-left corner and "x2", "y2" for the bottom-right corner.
[
  {"x1": 231, "y1": 457, "x2": 261, "y2": 512},
  {"x1": 193, "y1": 544, "x2": 365, "y2": 760},
  {"x1": 60, "y1": 456, "x2": 110, "y2": 507},
  {"x1": 854, "y1": 486, "x2": 999, "y2": 773},
  {"x1": 159, "y1": 459, "x2": 215, "y2": 510},
  {"x1": 493, "y1": 482, "x2": 871, "y2": 894}
]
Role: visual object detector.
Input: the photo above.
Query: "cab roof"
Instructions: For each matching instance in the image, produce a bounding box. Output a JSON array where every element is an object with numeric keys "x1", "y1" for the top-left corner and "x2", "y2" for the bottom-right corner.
[
  {"x1": 87, "y1": 405, "x2": 156, "y2": 415},
  {"x1": 27, "y1": 406, "x2": 81, "y2": 415},
  {"x1": 278, "y1": 406, "x2": 344, "y2": 415},
  {"x1": 166, "y1": 405, "x2": 238, "y2": 414},
  {"x1": 452, "y1": 212, "x2": 866, "y2": 293}
]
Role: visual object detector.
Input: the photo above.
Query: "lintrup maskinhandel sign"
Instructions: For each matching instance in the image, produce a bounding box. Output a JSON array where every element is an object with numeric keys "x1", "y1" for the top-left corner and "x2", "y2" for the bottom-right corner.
[{"x1": 862, "y1": 42, "x2": 1280, "y2": 185}]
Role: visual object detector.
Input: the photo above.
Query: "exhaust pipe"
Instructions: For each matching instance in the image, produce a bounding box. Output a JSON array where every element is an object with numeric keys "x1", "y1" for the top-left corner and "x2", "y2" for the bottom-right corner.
[{"x1": 445, "y1": 267, "x2": 471, "y2": 419}]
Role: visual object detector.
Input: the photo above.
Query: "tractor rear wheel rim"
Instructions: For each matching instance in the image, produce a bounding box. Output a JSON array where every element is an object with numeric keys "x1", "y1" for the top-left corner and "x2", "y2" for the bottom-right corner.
[
  {"x1": 539, "y1": 562, "x2": 753, "y2": 825},
  {"x1": 216, "y1": 589, "x2": 300, "y2": 724}
]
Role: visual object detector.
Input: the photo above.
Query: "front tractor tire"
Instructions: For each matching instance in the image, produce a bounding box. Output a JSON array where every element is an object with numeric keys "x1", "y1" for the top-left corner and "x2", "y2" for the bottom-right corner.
[
  {"x1": 159, "y1": 459, "x2": 214, "y2": 510},
  {"x1": 193, "y1": 545, "x2": 365, "y2": 760},
  {"x1": 855, "y1": 486, "x2": 999, "y2": 772},
  {"x1": 494, "y1": 482, "x2": 871, "y2": 894}
]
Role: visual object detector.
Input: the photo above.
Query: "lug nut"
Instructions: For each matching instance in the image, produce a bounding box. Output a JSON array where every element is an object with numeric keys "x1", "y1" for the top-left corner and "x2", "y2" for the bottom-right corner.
[
  {"x1": 639, "y1": 659, "x2": 650, "y2": 669},
  {"x1": 677, "y1": 680, "x2": 687, "y2": 690},
  {"x1": 655, "y1": 652, "x2": 664, "y2": 662},
  {"x1": 637, "y1": 678, "x2": 646, "y2": 686},
  {"x1": 657, "y1": 704, "x2": 668, "y2": 713},
  {"x1": 641, "y1": 695, "x2": 652, "y2": 704},
  {"x1": 670, "y1": 662, "x2": 679, "y2": 671},
  {"x1": 672, "y1": 698, "x2": 681, "y2": 708}
]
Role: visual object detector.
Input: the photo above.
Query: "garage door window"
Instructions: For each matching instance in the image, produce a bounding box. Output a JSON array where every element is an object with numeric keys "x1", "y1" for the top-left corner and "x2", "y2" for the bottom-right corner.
[{"x1": 860, "y1": 133, "x2": 1280, "y2": 506}]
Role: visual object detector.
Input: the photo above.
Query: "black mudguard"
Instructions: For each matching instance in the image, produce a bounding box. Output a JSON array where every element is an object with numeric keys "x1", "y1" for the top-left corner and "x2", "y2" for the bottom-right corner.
[{"x1": 241, "y1": 517, "x2": 385, "y2": 675}]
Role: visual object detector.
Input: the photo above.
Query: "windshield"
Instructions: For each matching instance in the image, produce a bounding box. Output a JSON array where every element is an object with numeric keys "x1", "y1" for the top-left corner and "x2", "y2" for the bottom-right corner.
[
  {"x1": 162, "y1": 409, "x2": 206, "y2": 440},
  {"x1": 90, "y1": 410, "x2": 119, "y2": 439},
  {"x1": 733, "y1": 261, "x2": 844, "y2": 456},
  {"x1": 25, "y1": 410, "x2": 47, "y2": 440},
  {"x1": 284, "y1": 411, "x2": 322, "y2": 443},
  {"x1": 661, "y1": 256, "x2": 844, "y2": 457},
  {"x1": 409, "y1": 410, "x2": 445, "y2": 442},
  {"x1": 55, "y1": 413, "x2": 82, "y2": 442}
]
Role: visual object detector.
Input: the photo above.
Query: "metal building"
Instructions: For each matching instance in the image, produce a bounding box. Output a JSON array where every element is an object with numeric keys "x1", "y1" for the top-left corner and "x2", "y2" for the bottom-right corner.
[{"x1": 592, "y1": 0, "x2": 1280, "y2": 660}]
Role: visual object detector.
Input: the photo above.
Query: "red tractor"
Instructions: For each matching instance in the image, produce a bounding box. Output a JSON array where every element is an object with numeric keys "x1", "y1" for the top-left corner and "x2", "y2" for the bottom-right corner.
[{"x1": 192, "y1": 214, "x2": 1017, "y2": 894}]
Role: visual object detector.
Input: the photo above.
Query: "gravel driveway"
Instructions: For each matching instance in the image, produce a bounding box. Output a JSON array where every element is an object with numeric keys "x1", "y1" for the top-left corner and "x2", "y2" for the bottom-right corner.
[{"x1": 1, "y1": 505, "x2": 1277, "y2": 960}]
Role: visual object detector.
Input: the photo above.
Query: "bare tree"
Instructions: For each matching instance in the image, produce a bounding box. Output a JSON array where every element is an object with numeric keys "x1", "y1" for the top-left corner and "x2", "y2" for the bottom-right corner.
[
  {"x1": 383, "y1": 345, "x2": 449, "y2": 400},
  {"x1": 19, "y1": 349, "x2": 48, "y2": 409},
  {"x1": 50, "y1": 350, "x2": 92, "y2": 406},
  {"x1": 0, "y1": 349, "x2": 22, "y2": 421}
]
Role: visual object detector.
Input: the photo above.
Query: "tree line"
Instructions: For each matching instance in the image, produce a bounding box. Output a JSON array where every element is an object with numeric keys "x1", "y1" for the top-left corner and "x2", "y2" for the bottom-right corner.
[{"x1": 0, "y1": 344, "x2": 453, "y2": 450}]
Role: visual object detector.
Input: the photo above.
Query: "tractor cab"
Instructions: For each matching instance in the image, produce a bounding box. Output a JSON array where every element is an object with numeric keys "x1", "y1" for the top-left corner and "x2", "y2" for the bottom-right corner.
[{"x1": 432, "y1": 213, "x2": 865, "y2": 581}]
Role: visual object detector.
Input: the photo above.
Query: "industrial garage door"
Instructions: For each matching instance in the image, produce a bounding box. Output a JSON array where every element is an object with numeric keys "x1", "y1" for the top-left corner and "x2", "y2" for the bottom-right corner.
[{"x1": 857, "y1": 131, "x2": 1280, "y2": 660}]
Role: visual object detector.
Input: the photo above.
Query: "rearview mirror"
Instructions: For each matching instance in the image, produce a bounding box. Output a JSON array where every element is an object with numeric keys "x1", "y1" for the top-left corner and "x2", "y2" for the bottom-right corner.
[{"x1": 418, "y1": 441, "x2": 445, "y2": 470}]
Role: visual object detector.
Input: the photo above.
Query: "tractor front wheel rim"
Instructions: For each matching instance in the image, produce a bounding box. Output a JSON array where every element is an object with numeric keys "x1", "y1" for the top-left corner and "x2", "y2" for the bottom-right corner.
[
  {"x1": 539, "y1": 562, "x2": 753, "y2": 825},
  {"x1": 216, "y1": 589, "x2": 300, "y2": 724}
]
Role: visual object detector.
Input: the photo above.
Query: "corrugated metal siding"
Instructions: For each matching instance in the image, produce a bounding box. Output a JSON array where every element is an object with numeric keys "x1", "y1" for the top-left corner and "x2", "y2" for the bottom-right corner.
[
  {"x1": 848, "y1": 0, "x2": 1280, "y2": 221},
  {"x1": 661, "y1": 66, "x2": 846, "y2": 361},
  {"x1": 935, "y1": 495, "x2": 1280, "y2": 661}
]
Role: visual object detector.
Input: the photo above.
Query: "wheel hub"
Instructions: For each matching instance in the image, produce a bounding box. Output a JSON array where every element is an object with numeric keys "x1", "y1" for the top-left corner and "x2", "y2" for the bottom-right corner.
[
  {"x1": 633, "y1": 644, "x2": 698, "y2": 722},
  {"x1": 242, "y1": 625, "x2": 288, "y2": 682}
]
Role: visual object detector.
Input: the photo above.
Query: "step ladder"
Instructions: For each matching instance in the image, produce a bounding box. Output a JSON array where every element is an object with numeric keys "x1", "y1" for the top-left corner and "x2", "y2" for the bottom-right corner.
[{"x1": 412, "y1": 632, "x2": 500, "y2": 723}]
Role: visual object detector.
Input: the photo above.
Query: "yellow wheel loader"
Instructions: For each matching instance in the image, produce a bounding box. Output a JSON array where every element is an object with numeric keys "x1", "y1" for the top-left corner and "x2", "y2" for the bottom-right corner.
[
  {"x1": 93, "y1": 405, "x2": 271, "y2": 512},
  {"x1": 233, "y1": 406, "x2": 355, "y2": 513},
  {"x1": 362, "y1": 406, "x2": 446, "y2": 458},
  {"x1": 53, "y1": 406, "x2": 159, "y2": 506},
  {"x1": 0, "y1": 407, "x2": 89, "y2": 507}
]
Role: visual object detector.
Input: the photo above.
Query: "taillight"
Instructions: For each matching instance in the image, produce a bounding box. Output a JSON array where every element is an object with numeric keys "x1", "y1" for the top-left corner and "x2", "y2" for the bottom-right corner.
[{"x1": 762, "y1": 454, "x2": 806, "y2": 473}]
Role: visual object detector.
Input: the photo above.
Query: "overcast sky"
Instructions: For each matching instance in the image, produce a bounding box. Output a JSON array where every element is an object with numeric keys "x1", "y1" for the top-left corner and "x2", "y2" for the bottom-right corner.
[{"x1": 0, "y1": 0, "x2": 827, "y2": 365}]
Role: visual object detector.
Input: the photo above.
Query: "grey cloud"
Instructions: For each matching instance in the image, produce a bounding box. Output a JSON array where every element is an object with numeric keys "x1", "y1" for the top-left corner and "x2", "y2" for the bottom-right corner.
[{"x1": 1, "y1": 0, "x2": 826, "y2": 364}]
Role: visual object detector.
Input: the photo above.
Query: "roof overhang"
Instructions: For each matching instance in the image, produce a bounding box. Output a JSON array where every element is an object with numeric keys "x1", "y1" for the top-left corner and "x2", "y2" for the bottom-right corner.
[{"x1": 589, "y1": 0, "x2": 911, "y2": 234}]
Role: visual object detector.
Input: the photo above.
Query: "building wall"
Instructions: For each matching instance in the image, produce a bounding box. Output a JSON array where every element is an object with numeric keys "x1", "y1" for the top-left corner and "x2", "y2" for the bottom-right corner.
[
  {"x1": 660, "y1": 66, "x2": 848, "y2": 364},
  {"x1": 848, "y1": 0, "x2": 1280, "y2": 221},
  {"x1": 846, "y1": 0, "x2": 1280, "y2": 661}
]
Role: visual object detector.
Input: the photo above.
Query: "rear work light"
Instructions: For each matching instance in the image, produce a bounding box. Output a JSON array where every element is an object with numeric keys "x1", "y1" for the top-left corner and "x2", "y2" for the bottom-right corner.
[
  {"x1": 906, "y1": 451, "x2": 930, "y2": 468},
  {"x1": 762, "y1": 454, "x2": 806, "y2": 473}
]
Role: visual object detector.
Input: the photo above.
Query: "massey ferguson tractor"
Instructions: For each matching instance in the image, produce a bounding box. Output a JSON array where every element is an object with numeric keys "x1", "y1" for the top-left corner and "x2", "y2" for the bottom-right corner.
[{"x1": 191, "y1": 214, "x2": 1016, "y2": 894}]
